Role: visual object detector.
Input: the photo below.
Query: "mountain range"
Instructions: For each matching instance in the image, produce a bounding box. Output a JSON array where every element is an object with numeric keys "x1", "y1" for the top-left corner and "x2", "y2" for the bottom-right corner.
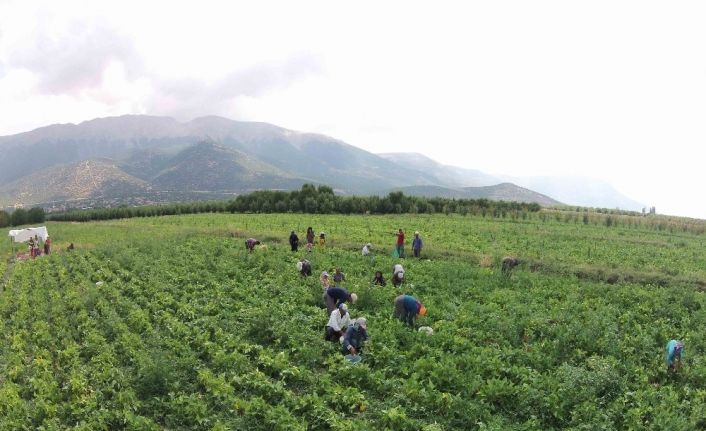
[{"x1": 0, "y1": 115, "x2": 643, "y2": 211}]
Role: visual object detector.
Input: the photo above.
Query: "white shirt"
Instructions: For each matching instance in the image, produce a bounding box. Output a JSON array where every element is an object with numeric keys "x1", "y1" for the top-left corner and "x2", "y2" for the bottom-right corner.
[
  {"x1": 362, "y1": 245, "x2": 370, "y2": 256},
  {"x1": 327, "y1": 309, "x2": 353, "y2": 332},
  {"x1": 393, "y1": 264, "x2": 404, "y2": 276}
]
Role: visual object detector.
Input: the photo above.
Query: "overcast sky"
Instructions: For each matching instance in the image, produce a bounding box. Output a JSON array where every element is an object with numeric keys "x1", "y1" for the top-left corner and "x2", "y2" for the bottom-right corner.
[{"x1": 1, "y1": 1, "x2": 705, "y2": 218}]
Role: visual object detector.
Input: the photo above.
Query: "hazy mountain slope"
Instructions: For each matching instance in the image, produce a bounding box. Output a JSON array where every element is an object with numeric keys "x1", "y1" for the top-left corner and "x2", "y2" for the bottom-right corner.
[
  {"x1": 0, "y1": 160, "x2": 149, "y2": 206},
  {"x1": 384, "y1": 183, "x2": 561, "y2": 206},
  {"x1": 150, "y1": 141, "x2": 309, "y2": 191},
  {"x1": 0, "y1": 115, "x2": 438, "y2": 193},
  {"x1": 504, "y1": 176, "x2": 645, "y2": 211},
  {"x1": 0, "y1": 115, "x2": 644, "y2": 210},
  {"x1": 379, "y1": 152, "x2": 644, "y2": 210},
  {"x1": 377, "y1": 152, "x2": 500, "y2": 187},
  {"x1": 0, "y1": 115, "x2": 194, "y2": 183}
]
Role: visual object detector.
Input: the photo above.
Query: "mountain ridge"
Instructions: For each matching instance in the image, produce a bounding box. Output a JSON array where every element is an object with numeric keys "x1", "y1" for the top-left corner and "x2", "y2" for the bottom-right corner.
[{"x1": 0, "y1": 115, "x2": 643, "y2": 210}]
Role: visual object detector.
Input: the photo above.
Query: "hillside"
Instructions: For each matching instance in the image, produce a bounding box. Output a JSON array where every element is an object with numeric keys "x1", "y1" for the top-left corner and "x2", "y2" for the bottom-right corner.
[
  {"x1": 503, "y1": 175, "x2": 645, "y2": 211},
  {"x1": 380, "y1": 152, "x2": 645, "y2": 210},
  {"x1": 149, "y1": 141, "x2": 308, "y2": 191},
  {"x1": 0, "y1": 115, "x2": 644, "y2": 210},
  {"x1": 0, "y1": 115, "x2": 438, "y2": 199},
  {"x1": 384, "y1": 183, "x2": 561, "y2": 206},
  {"x1": 377, "y1": 152, "x2": 501, "y2": 187},
  {"x1": 0, "y1": 160, "x2": 149, "y2": 207}
]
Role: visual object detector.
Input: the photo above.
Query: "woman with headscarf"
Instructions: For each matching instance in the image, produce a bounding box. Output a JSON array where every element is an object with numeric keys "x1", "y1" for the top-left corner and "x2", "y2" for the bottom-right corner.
[
  {"x1": 393, "y1": 294, "x2": 426, "y2": 327},
  {"x1": 289, "y1": 231, "x2": 299, "y2": 252}
]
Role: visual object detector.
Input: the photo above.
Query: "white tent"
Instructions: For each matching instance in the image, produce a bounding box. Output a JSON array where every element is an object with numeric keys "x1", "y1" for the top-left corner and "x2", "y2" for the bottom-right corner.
[{"x1": 8, "y1": 226, "x2": 49, "y2": 243}]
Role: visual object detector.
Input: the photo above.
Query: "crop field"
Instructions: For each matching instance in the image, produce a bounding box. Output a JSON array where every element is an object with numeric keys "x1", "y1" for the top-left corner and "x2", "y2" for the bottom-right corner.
[{"x1": 1, "y1": 213, "x2": 706, "y2": 429}]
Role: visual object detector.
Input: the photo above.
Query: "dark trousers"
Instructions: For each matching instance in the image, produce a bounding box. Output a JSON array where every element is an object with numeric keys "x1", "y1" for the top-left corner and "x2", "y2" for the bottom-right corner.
[
  {"x1": 323, "y1": 292, "x2": 336, "y2": 315},
  {"x1": 325, "y1": 326, "x2": 342, "y2": 341}
]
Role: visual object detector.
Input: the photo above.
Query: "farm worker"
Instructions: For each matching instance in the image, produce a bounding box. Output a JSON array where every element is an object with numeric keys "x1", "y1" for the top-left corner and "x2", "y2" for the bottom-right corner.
[
  {"x1": 245, "y1": 238, "x2": 260, "y2": 252},
  {"x1": 34, "y1": 235, "x2": 41, "y2": 257},
  {"x1": 394, "y1": 229, "x2": 405, "y2": 257},
  {"x1": 28, "y1": 236, "x2": 35, "y2": 257},
  {"x1": 320, "y1": 271, "x2": 331, "y2": 289},
  {"x1": 43, "y1": 235, "x2": 51, "y2": 255},
  {"x1": 394, "y1": 294, "x2": 426, "y2": 327},
  {"x1": 289, "y1": 231, "x2": 299, "y2": 252},
  {"x1": 324, "y1": 287, "x2": 358, "y2": 315},
  {"x1": 306, "y1": 227, "x2": 315, "y2": 252},
  {"x1": 372, "y1": 271, "x2": 386, "y2": 286},
  {"x1": 333, "y1": 267, "x2": 346, "y2": 286},
  {"x1": 362, "y1": 243, "x2": 372, "y2": 256},
  {"x1": 392, "y1": 263, "x2": 405, "y2": 287},
  {"x1": 319, "y1": 232, "x2": 326, "y2": 250},
  {"x1": 666, "y1": 340, "x2": 685, "y2": 371},
  {"x1": 412, "y1": 231, "x2": 423, "y2": 258},
  {"x1": 325, "y1": 303, "x2": 353, "y2": 342},
  {"x1": 502, "y1": 256, "x2": 520, "y2": 274},
  {"x1": 297, "y1": 258, "x2": 312, "y2": 276},
  {"x1": 342, "y1": 317, "x2": 369, "y2": 355},
  {"x1": 320, "y1": 271, "x2": 332, "y2": 312}
]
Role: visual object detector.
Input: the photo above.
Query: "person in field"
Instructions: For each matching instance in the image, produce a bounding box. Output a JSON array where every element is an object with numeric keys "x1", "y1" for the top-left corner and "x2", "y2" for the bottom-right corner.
[
  {"x1": 362, "y1": 243, "x2": 372, "y2": 256},
  {"x1": 372, "y1": 271, "x2": 386, "y2": 286},
  {"x1": 306, "y1": 227, "x2": 315, "y2": 252},
  {"x1": 666, "y1": 339, "x2": 684, "y2": 371},
  {"x1": 325, "y1": 303, "x2": 353, "y2": 342},
  {"x1": 245, "y1": 238, "x2": 260, "y2": 252},
  {"x1": 502, "y1": 256, "x2": 520, "y2": 274},
  {"x1": 342, "y1": 317, "x2": 368, "y2": 356},
  {"x1": 320, "y1": 271, "x2": 332, "y2": 312},
  {"x1": 392, "y1": 263, "x2": 405, "y2": 287},
  {"x1": 319, "y1": 232, "x2": 326, "y2": 250},
  {"x1": 297, "y1": 258, "x2": 312, "y2": 276},
  {"x1": 289, "y1": 231, "x2": 299, "y2": 252},
  {"x1": 394, "y1": 229, "x2": 405, "y2": 257},
  {"x1": 28, "y1": 236, "x2": 35, "y2": 258},
  {"x1": 323, "y1": 286, "x2": 357, "y2": 315},
  {"x1": 34, "y1": 235, "x2": 41, "y2": 257},
  {"x1": 43, "y1": 235, "x2": 51, "y2": 255},
  {"x1": 412, "y1": 231, "x2": 423, "y2": 258},
  {"x1": 333, "y1": 267, "x2": 346, "y2": 286},
  {"x1": 393, "y1": 294, "x2": 427, "y2": 327}
]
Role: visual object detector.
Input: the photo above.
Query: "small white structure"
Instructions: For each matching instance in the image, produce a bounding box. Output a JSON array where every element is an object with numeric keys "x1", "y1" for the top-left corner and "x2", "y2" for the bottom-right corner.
[
  {"x1": 8, "y1": 226, "x2": 48, "y2": 243},
  {"x1": 8, "y1": 226, "x2": 49, "y2": 255}
]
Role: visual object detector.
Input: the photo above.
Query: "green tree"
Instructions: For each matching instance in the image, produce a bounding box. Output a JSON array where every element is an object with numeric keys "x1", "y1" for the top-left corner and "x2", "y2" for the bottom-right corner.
[
  {"x1": 10, "y1": 208, "x2": 28, "y2": 226},
  {"x1": 0, "y1": 210, "x2": 9, "y2": 228}
]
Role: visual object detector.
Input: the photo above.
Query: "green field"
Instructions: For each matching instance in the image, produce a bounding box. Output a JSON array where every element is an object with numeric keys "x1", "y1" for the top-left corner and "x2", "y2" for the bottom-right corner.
[{"x1": 1, "y1": 213, "x2": 705, "y2": 430}]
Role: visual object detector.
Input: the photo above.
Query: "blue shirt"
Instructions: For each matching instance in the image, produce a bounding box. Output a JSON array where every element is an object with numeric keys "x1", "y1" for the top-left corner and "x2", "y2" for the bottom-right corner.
[
  {"x1": 666, "y1": 340, "x2": 684, "y2": 367},
  {"x1": 326, "y1": 287, "x2": 350, "y2": 303},
  {"x1": 403, "y1": 295, "x2": 420, "y2": 313},
  {"x1": 343, "y1": 324, "x2": 368, "y2": 351},
  {"x1": 412, "y1": 237, "x2": 423, "y2": 249}
]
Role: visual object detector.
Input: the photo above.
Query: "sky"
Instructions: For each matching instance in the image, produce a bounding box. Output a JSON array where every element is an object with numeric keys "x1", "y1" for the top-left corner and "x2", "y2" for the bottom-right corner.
[{"x1": 0, "y1": 1, "x2": 705, "y2": 218}]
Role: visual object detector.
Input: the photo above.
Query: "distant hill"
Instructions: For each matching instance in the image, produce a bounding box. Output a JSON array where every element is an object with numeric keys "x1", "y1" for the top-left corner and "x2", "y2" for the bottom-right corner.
[
  {"x1": 0, "y1": 115, "x2": 442, "y2": 205},
  {"x1": 149, "y1": 141, "x2": 307, "y2": 191},
  {"x1": 0, "y1": 115, "x2": 642, "y2": 210},
  {"x1": 377, "y1": 152, "x2": 500, "y2": 187},
  {"x1": 501, "y1": 176, "x2": 645, "y2": 211},
  {"x1": 383, "y1": 184, "x2": 560, "y2": 206},
  {"x1": 379, "y1": 152, "x2": 645, "y2": 210},
  {"x1": 0, "y1": 159, "x2": 148, "y2": 206}
]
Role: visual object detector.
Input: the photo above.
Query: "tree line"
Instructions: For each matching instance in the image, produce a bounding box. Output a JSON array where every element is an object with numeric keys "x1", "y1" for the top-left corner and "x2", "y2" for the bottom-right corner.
[
  {"x1": 0, "y1": 207, "x2": 46, "y2": 228},
  {"x1": 45, "y1": 184, "x2": 542, "y2": 222}
]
